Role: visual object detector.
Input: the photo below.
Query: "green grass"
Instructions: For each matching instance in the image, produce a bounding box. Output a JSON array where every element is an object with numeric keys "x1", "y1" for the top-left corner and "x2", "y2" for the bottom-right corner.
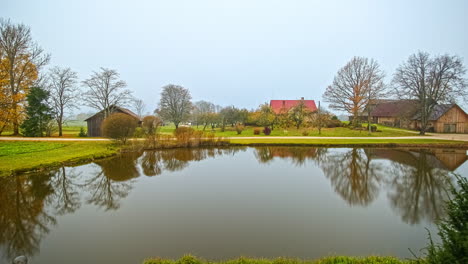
[
  {"x1": 160, "y1": 124, "x2": 418, "y2": 137},
  {"x1": 229, "y1": 138, "x2": 468, "y2": 146},
  {"x1": 0, "y1": 141, "x2": 119, "y2": 176},
  {"x1": 143, "y1": 255, "x2": 419, "y2": 264}
]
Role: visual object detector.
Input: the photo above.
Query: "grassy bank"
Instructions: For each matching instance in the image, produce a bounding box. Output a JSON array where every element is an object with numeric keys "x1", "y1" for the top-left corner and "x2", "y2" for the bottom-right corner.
[
  {"x1": 143, "y1": 255, "x2": 418, "y2": 264},
  {"x1": 229, "y1": 138, "x2": 468, "y2": 148},
  {"x1": 0, "y1": 141, "x2": 119, "y2": 176}
]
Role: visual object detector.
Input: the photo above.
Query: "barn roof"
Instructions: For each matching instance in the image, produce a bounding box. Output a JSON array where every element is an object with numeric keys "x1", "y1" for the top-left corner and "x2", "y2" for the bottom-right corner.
[
  {"x1": 85, "y1": 106, "x2": 141, "y2": 121},
  {"x1": 370, "y1": 100, "x2": 418, "y2": 117},
  {"x1": 412, "y1": 104, "x2": 459, "y2": 121},
  {"x1": 270, "y1": 99, "x2": 317, "y2": 114}
]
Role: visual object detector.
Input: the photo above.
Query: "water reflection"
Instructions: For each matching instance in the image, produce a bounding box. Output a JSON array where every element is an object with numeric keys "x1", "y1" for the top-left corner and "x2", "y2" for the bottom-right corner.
[
  {"x1": 0, "y1": 146, "x2": 465, "y2": 262},
  {"x1": 253, "y1": 147, "x2": 463, "y2": 224}
]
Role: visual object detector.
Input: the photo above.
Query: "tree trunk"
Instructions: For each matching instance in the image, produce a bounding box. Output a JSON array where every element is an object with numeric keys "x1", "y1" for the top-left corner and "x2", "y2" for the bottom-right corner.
[{"x1": 58, "y1": 121, "x2": 63, "y2": 136}]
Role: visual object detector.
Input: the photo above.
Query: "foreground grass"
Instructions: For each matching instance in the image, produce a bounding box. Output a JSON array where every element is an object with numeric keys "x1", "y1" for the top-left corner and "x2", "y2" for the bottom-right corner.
[
  {"x1": 229, "y1": 138, "x2": 468, "y2": 147},
  {"x1": 0, "y1": 141, "x2": 118, "y2": 176},
  {"x1": 143, "y1": 255, "x2": 418, "y2": 264}
]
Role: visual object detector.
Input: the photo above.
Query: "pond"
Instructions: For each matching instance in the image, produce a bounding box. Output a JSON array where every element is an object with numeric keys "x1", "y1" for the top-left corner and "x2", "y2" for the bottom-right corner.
[{"x1": 0, "y1": 147, "x2": 466, "y2": 264}]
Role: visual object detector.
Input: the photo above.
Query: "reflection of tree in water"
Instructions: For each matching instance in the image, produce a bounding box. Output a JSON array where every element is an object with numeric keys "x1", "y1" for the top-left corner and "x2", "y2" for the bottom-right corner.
[
  {"x1": 0, "y1": 173, "x2": 56, "y2": 260},
  {"x1": 84, "y1": 153, "x2": 141, "y2": 211},
  {"x1": 47, "y1": 167, "x2": 82, "y2": 215},
  {"x1": 384, "y1": 149, "x2": 453, "y2": 225},
  {"x1": 140, "y1": 147, "x2": 246, "y2": 176},
  {"x1": 319, "y1": 148, "x2": 382, "y2": 206},
  {"x1": 254, "y1": 146, "x2": 319, "y2": 166}
]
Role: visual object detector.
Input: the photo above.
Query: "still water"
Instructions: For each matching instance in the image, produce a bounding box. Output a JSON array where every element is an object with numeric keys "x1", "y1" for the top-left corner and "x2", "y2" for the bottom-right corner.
[{"x1": 0, "y1": 147, "x2": 466, "y2": 264}]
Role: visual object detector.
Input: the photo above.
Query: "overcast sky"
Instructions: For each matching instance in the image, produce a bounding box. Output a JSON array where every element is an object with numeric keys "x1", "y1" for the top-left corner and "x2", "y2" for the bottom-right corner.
[{"x1": 3, "y1": 0, "x2": 468, "y2": 114}]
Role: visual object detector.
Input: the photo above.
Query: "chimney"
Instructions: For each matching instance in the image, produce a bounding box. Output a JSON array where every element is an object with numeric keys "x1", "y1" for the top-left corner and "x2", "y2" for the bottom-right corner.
[{"x1": 301, "y1": 97, "x2": 304, "y2": 100}]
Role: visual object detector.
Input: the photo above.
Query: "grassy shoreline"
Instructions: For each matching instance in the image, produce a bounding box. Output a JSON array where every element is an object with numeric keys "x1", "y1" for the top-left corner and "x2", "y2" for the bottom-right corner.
[
  {"x1": 1, "y1": 138, "x2": 468, "y2": 176},
  {"x1": 143, "y1": 255, "x2": 418, "y2": 264}
]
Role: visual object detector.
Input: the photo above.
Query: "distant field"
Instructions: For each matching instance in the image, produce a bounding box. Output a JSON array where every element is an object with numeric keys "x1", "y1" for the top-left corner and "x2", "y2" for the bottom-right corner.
[{"x1": 160, "y1": 123, "x2": 418, "y2": 137}]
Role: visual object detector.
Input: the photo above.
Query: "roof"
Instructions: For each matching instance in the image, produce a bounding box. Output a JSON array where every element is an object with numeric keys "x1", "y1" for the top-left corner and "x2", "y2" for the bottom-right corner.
[
  {"x1": 85, "y1": 106, "x2": 141, "y2": 121},
  {"x1": 412, "y1": 104, "x2": 459, "y2": 121},
  {"x1": 370, "y1": 100, "x2": 419, "y2": 117},
  {"x1": 270, "y1": 99, "x2": 317, "y2": 114}
]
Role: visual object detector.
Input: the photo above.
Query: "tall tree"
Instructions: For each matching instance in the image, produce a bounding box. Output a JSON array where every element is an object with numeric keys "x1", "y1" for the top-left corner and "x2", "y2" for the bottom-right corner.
[
  {"x1": 323, "y1": 57, "x2": 385, "y2": 126},
  {"x1": 156, "y1": 84, "x2": 192, "y2": 129},
  {"x1": 193, "y1": 100, "x2": 216, "y2": 130},
  {"x1": 133, "y1": 98, "x2": 146, "y2": 119},
  {"x1": 0, "y1": 19, "x2": 50, "y2": 135},
  {"x1": 48, "y1": 66, "x2": 79, "y2": 136},
  {"x1": 82, "y1": 68, "x2": 133, "y2": 118},
  {"x1": 20, "y1": 87, "x2": 54, "y2": 137},
  {"x1": 393, "y1": 52, "x2": 467, "y2": 135}
]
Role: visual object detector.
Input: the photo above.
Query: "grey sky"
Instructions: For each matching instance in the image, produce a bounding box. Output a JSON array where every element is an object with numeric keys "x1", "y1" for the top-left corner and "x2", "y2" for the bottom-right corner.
[{"x1": 3, "y1": 0, "x2": 468, "y2": 114}]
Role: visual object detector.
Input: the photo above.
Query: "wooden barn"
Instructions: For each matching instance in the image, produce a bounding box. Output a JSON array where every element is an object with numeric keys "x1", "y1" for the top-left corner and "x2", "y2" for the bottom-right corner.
[
  {"x1": 85, "y1": 106, "x2": 141, "y2": 137},
  {"x1": 410, "y1": 104, "x2": 468, "y2": 133}
]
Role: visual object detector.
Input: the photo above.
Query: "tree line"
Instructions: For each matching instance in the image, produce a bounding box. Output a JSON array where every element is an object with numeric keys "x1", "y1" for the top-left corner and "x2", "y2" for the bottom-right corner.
[{"x1": 1, "y1": 18, "x2": 467, "y2": 137}]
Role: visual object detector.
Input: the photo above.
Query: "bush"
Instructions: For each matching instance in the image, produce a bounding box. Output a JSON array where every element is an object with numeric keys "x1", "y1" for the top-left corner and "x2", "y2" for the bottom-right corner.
[
  {"x1": 235, "y1": 123, "x2": 245, "y2": 135},
  {"x1": 327, "y1": 119, "x2": 342, "y2": 128},
  {"x1": 133, "y1": 127, "x2": 144, "y2": 138},
  {"x1": 78, "y1": 127, "x2": 87, "y2": 137},
  {"x1": 102, "y1": 113, "x2": 139, "y2": 144},
  {"x1": 302, "y1": 130, "x2": 309, "y2": 136},
  {"x1": 253, "y1": 128, "x2": 261, "y2": 135},
  {"x1": 425, "y1": 175, "x2": 468, "y2": 264},
  {"x1": 263, "y1": 126, "x2": 271, "y2": 135},
  {"x1": 366, "y1": 124, "x2": 377, "y2": 132}
]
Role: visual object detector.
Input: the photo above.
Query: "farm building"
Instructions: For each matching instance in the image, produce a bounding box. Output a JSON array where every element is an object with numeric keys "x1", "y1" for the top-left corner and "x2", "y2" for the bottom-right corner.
[
  {"x1": 370, "y1": 101, "x2": 468, "y2": 133},
  {"x1": 85, "y1": 106, "x2": 141, "y2": 137},
  {"x1": 270, "y1": 98, "x2": 317, "y2": 114}
]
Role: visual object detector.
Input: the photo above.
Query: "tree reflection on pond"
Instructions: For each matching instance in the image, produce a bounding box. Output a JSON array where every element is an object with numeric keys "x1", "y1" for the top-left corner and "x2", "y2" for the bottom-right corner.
[{"x1": 253, "y1": 146, "x2": 464, "y2": 224}]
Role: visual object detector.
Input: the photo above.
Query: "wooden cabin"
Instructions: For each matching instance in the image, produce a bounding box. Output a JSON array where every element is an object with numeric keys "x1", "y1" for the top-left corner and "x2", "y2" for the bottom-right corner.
[{"x1": 85, "y1": 106, "x2": 141, "y2": 137}]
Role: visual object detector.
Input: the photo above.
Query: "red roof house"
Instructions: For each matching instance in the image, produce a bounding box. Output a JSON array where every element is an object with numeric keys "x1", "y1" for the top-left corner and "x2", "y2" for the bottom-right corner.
[{"x1": 270, "y1": 98, "x2": 317, "y2": 114}]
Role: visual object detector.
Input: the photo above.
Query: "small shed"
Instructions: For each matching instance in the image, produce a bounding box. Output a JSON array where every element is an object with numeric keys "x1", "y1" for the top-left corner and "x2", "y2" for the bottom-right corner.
[{"x1": 85, "y1": 106, "x2": 141, "y2": 137}]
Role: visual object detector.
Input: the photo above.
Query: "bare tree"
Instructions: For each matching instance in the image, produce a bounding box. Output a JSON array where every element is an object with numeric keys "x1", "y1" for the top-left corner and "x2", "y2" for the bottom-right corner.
[
  {"x1": 0, "y1": 19, "x2": 50, "y2": 135},
  {"x1": 393, "y1": 51, "x2": 467, "y2": 135},
  {"x1": 323, "y1": 57, "x2": 385, "y2": 126},
  {"x1": 156, "y1": 84, "x2": 192, "y2": 129},
  {"x1": 133, "y1": 98, "x2": 146, "y2": 119},
  {"x1": 82, "y1": 68, "x2": 133, "y2": 118},
  {"x1": 193, "y1": 100, "x2": 216, "y2": 130},
  {"x1": 47, "y1": 66, "x2": 79, "y2": 136}
]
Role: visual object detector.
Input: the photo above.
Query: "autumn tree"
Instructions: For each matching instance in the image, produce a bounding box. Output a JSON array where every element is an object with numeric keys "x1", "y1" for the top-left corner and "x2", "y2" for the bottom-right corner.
[
  {"x1": 0, "y1": 19, "x2": 50, "y2": 135},
  {"x1": 82, "y1": 68, "x2": 133, "y2": 118},
  {"x1": 156, "y1": 84, "x2": 192, "y2": 129},
  {"x1": 257, "y1": 103, "x2": 276, "y2": 129},
  {"x1": 393, "y1": 52, "x2": 467, "y2": 135},
  {"x1": 193, "y1": 100, "x2": 216, "y2": 130},
  {"x1": 47, "y1": 66, "x2": 79, "y2": 136},
  {"x1": 323, "y1": 57, "x2": 385, "y2": 126},
  {"x1": 288, "y1": 100, "x2": 312, "y2": 129}
]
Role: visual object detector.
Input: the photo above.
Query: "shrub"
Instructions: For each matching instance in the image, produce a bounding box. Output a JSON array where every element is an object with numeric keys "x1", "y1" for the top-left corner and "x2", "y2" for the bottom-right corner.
[
  {"x1": 142, "y1": 115, "x2": 162, "y2": 135},
  {"x1": 101, "y1": 113, "x2": 138, "y2": 144},
  {"x1": 133, "y1": 127, "x2": 144, "y2": 138},
  {"x1": 263, "y1": 126, "x2": 271, "y2": 135},
  {"x1": 425, "y1": 175, "x2": 468, "y2": 264},
  {"x1": 78, "y1": 127, "x2": 87, "y2": 137},
  {"x1": 235, "y1": 123, "x2": 244, "y2": 135},
  {"x1": 302, "y1": 130, "x2": 309, "y2": 136},
  {"x1": 327, "y1": 119, "x2": 342, "y2": 128},
  {"x1": 253, "y1": 128, "x2": 261, "y2": 135}
]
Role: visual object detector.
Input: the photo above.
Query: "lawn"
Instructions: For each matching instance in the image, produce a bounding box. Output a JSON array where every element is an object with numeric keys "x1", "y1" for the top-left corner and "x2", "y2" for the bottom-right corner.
[
  {"x1": 0, "y1": 141, "x2": 118, "y2": 176},
  {"x1": 161, "y1": 123, "x2": 420, "y2": 137}
]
